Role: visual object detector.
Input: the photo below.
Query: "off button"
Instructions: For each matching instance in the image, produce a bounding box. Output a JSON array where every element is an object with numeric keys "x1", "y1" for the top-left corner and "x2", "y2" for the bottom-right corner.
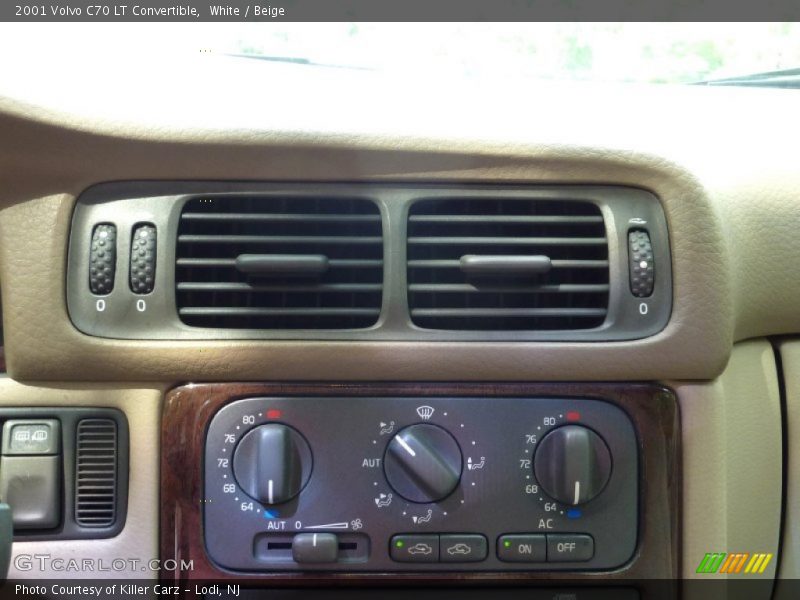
[{"x1": 547, "y1": 534, "x2": 594, "y2": 562}]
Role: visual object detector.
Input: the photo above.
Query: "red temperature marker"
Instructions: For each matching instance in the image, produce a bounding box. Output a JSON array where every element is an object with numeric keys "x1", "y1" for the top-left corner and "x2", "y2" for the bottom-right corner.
[
  {"x1": 566, "y1": 411, "x2": 581, "y2": 422},
  {"x1": 266, "y1": 409, "x2": 282, "y2": 419}
]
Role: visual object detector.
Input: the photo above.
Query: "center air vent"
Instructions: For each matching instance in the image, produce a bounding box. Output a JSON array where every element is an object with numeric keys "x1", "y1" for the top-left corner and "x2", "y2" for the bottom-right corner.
[
  {"x1": 407, "y1": 198, "x2": 609, "y2": 331},
  {"x1": 176, "y1": 196, "x2": 383, "y2": 330}
]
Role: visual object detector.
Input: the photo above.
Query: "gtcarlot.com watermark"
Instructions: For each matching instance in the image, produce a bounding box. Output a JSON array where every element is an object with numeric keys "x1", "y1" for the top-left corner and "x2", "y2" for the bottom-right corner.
[{"x1": 14, "y1": 554, "x2": 194, "y2": 573}]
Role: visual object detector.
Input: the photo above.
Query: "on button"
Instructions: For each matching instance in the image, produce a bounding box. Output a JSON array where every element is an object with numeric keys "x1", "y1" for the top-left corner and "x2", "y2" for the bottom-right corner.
[{"x1": 497, "y1": 534, "x2": 546, "y2": 562}]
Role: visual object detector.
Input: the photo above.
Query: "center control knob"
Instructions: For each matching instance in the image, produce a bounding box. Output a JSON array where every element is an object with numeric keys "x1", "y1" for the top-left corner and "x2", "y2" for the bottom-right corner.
[
  {"x1": 533, "y1": 425, "x2": 612, "y2": 506},
  {"x1": 233, "y1": 423, "x2": 313, "y2": 505},
  {"x1": 383, "y1": 423, "x2": 463, "y2": 503}
]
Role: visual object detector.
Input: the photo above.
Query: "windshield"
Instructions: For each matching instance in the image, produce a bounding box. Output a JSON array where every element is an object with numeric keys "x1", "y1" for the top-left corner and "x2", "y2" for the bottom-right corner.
[{"x1": 2, "y1": 22, "x2": 800, "y2": 85}]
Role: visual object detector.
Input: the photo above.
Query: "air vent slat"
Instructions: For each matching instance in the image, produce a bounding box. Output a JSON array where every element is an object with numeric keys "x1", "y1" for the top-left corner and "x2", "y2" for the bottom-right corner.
[
  {"x1": 179, "y1": 307, "x2": 381, "y2": 317},
  {"x1": 407, "y1": 259, "x2": 609, "y2": 269},
  {"x1": 409, "y1": 215, "x2": 603, "y2": 224},
  {"x1": 179, "y1": 235, "x2": 382, "y2": 245},
  {"x1": 177, "y1": 258, "x2": 383, "y2": 269},
  {"x1": 411, "y1": 308, "x2": 608, "y2": 318},
  {"x1": 407, "y1": 197, "x2": 609, "y2": 331},
  {"x1": 176, "y1": 196, "x2": 383, "y2": 330},
  {"x1": 177, "y1": 282, "x2": 382, "y2": 293},
  {"x1": 408, "y1": 236, "x2": 606, "y2": 246},
  {"x1": 182, "y1": 212, "x2": 381, "y2": 223},
  {"x1": 75, "y1": 418, "x2": 117, "y2": 528},
  {"x1": 408, "y1": 283, "x2": 609, "y2": 293}
]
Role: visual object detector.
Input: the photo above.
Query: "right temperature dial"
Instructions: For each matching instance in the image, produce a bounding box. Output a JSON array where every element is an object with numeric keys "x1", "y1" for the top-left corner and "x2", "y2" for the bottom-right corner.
[{"x1": 533, "y1": 425, "x2": 612, "y2": 506}]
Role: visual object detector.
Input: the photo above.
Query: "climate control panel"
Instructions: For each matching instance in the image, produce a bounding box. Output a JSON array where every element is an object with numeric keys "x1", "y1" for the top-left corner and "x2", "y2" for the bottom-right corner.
[{"x1": 203, "y1": 396, "x2": 638, "y2": 572}]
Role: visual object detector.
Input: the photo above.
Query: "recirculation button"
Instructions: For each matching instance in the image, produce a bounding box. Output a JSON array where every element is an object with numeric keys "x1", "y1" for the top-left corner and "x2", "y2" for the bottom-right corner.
[
  {"x1": 390, "y1": 534, "x2": 439, "y2": 563},
  {"x1": 628, "y1": 230, "x2": 655, "y2": 297},
  {"x1": 130, "y1": 224, "x2": 156, "y2": 294}
]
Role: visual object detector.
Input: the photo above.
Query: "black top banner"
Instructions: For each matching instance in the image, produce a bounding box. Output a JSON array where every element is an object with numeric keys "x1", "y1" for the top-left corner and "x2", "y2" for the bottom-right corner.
[{"x1": 3, "y1": 0, "x2": 800, "y2": 22}]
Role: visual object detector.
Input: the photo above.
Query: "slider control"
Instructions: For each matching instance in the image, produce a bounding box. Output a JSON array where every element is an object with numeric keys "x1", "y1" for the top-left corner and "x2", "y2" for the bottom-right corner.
[{"x1": 292, "y1": 533, "x2": 339, "y2": 563}]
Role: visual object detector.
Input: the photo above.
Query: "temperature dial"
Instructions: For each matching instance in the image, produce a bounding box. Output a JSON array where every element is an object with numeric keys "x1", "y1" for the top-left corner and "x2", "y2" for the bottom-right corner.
[
  {"x1": 533, "y1": 425, "x2": 612, "y2": 506},
  {"x1": 384, "y1": 423, "x2": 462, "y2": 503},
  {"x1": 233, "y1": 424, "x2": 312, "y2": 505}
]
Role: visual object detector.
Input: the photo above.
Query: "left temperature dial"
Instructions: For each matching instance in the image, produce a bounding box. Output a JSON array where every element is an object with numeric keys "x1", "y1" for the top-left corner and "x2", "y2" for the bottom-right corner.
[{"x1": 233, "y1": 424, "x2": 313, "y2": 505}]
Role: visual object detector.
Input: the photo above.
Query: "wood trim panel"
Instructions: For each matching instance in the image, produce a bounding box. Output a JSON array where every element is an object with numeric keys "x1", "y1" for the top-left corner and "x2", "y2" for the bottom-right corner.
[{"x1": 161, "y1": 382, "x2": 680, "y2": 585}]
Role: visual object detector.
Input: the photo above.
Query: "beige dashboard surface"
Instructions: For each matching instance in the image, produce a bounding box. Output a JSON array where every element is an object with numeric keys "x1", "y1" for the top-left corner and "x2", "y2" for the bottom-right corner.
[
  {"x1": 670, "y1": 339, "x2": 782, "y2": 591},
  {"x1": 778, "y1": 340, "x2": 800, "y2": 580},
  {"x1": 0, "y1": 54, "x2": 798, "y2": 382}
]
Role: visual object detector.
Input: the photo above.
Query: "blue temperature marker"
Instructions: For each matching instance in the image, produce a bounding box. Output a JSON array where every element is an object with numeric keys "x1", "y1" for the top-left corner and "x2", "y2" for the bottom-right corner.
[
  {"x1": 566, "y1": 508, "x2": 582, "y2": 519},
  {"x1": 263, "y1": 510, "x2": 277, "y2": 519}
]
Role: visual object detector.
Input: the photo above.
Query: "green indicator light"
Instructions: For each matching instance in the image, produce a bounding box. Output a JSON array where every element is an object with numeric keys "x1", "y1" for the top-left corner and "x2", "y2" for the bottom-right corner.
[
  {"x1": 396, "y1": 541, "x2": 404, "y2": 548},
  {"x1": 504, "y1": 541, "x2": 511, "y2": 548}
]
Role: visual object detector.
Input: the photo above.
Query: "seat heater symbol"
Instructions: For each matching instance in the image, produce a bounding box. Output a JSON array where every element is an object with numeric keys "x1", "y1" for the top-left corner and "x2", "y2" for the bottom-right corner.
[
  {"x1": 416, "y1": 406, "x2": 435, "y2": 420},
  {"x1": 379, "y1": 421, "x2": 395, "y2": 435},
  {"x1": 467, "y1": 456, "x2": 485, "y2": 470},
  {"x1": 374, "y1": 493, "x2": 393, "y2": 508},
  {"x1": 412, "y1": 509, "x2": 433, "y2": 524}
]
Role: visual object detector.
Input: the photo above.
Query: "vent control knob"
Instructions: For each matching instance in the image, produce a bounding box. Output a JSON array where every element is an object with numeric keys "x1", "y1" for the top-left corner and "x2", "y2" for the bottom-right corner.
[
  {"x1": 130, "y1": 224, "x2": 157, "y2": 294},
  {"x1": 384, "y1": 424, "x2": 462, "y2": 503},
  {"x1": 628, "y1": 230, "x2": 655, "y2": 297},
  {"x1": 233, "y1": 424, "x2": 312, "y2": 505},
  {"x1": 89, "y1": 224, "x2": 117, "y2": 295},
  {"x1": 533, "y1": 425, "x2": 612, "y2": 506}
]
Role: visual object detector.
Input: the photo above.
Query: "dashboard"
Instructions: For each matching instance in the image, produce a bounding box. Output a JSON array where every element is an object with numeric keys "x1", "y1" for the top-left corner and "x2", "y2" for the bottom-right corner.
[{"x1": 0, "y1": 53, "x2": 798, "y2": 599}]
